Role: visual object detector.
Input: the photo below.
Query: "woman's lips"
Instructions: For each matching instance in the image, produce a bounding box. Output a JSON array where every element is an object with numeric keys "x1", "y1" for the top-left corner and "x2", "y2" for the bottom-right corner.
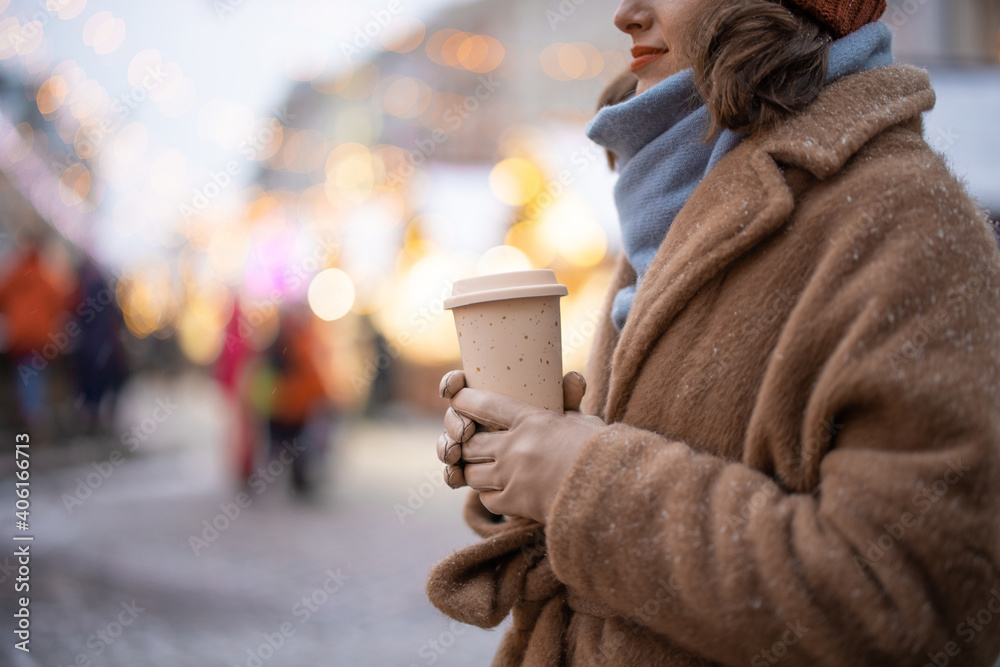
[{"x1": 630, "y1": 45, "x2": 669, "y2": 73}]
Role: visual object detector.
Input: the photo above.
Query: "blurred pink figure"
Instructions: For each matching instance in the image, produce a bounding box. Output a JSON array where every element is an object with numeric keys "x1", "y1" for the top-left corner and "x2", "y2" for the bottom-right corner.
[{"x1": 215, "y1": 301, "x2": 259, "y2": 482}]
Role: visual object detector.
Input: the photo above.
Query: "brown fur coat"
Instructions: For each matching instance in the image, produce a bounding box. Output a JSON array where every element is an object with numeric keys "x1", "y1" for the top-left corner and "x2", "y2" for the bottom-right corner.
[{"x1": 427, "y1": 64, "x2": 1000, "y2": 666}]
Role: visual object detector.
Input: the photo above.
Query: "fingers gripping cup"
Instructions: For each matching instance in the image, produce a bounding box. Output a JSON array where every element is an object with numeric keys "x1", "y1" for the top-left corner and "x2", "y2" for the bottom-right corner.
[{"x1": 444, "y1": 270, "x2": 568, "y2": 413}]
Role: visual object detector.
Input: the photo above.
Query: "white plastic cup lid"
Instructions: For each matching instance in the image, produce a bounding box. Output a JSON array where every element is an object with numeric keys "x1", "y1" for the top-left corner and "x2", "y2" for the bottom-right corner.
[{"x1": 444, "y1": 269, "x2": 568, "y2": 310}]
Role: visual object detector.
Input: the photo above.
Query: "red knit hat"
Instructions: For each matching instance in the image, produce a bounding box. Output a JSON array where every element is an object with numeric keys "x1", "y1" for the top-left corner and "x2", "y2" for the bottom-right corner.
[{"x1": 784, "y1": 0, "x2": 887, "y2": 37}]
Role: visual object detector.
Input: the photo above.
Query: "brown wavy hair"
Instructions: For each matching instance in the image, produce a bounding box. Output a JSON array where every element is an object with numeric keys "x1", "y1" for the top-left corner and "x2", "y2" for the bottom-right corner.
[
  {"x1": 597, "y1": 0, "x2": 833, "y2": 165},
  {"x1": 692, "y1": 0, "x2": 832, "y2": 138}
]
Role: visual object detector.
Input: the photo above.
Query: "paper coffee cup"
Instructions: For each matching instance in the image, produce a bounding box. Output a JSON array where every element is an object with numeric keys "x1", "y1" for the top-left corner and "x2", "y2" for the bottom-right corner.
[{"x1": 444, "y1": 270, "x2": 568, "y2": 412}]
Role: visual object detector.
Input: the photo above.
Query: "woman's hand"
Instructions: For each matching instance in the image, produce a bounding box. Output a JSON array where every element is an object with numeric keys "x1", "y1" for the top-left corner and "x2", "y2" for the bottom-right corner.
[{"x1": 436, "y1": 370, "x2": 606, "y2": 524}]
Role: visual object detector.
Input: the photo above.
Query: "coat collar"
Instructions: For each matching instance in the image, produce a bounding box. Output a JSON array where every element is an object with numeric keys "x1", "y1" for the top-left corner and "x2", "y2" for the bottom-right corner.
[{"x1": 603, "y1": 64, "x2": 937, "y2": 422}]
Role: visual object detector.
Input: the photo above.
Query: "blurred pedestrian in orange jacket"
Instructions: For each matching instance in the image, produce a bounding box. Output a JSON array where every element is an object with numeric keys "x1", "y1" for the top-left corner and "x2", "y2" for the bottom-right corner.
[
  {"x1": 264, "y1": 306, "x2": 328, "y2": 495},
  {"x1": 0, "y1": 245, "x2": 71, "y2": 432}
]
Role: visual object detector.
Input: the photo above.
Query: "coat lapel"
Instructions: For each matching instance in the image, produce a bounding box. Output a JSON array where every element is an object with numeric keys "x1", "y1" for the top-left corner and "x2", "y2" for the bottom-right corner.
[
  {"x1": 603, "y1": 140, "x2": 795, "y2": 422},
  {"x1": 601, "y1": 64, "x2": 936, "y2": 424},
  {"x1": 582, "y1": 254, "x2": 635, "y2": 420}
]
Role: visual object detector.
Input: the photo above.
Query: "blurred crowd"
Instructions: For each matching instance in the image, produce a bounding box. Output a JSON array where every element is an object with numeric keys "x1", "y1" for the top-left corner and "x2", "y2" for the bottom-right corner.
[
  {"x1": 0, "y1": 235, "x2": 345, "y2": 497},
  {"x1": 0, "y1": 236, "x2": 126, "y2": 440}
]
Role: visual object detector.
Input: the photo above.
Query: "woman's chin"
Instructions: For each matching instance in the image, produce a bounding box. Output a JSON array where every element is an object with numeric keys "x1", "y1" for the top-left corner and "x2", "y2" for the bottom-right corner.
[
  {"x1": 635, "y1": 64, "x2": 682, "y2": 95},
  {"x1": 636, "y1": 76, "x2": 666, "y2": 95}
]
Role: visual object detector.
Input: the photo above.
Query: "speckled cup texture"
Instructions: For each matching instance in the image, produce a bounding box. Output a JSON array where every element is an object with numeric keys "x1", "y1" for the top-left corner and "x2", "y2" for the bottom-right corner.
[{"x1": 451, "y1": 295, "x2": 564, "y2": 412}]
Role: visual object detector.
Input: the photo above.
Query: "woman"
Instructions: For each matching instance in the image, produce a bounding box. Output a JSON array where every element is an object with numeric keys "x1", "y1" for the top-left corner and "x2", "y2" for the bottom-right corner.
[{"x1": 429, "y1": 0, "x2": 1000, "y2": 665}]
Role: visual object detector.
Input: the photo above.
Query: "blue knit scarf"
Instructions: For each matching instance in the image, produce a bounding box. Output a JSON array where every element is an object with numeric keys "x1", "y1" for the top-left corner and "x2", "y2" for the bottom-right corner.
[{"x1": 587, "y1": 22, "x2": 894, "y2": 331}]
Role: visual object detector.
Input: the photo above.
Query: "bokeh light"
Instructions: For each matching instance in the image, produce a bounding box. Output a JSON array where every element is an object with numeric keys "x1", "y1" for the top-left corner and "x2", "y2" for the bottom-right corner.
[
  {"x1": 0, "y1": 18, "x2": 20, "y2": 60},
  {"x1": 21, "y1": 35, "x2": 54, "y2": 73},
  {"x1": 426, "y1": 29, "x2": 504, "y2": 73},
  {"x1": 116, "y1": 258, "x2": 180, "y2": 338},
  {"x1": 541, "y1": 42, "x2": 605, "y2": 81},
  {"x1": 373, "y1": 251, "x2": 472, "y2": 364},
  {"x1": 241, "y1": 116, "x2": 284, "y2": 162},
  {"x1": 458, "y1": 34, "x2": 504, "y2": 73},
  {"x1": 307, "y1": 268, "x2": 356, "y2": 321},
  {"x1": 207, "y1": 225, "x2": 252, "y2": 283},
  {"x1": 82, "y1": 11, "x2": 126, "y2": 55},
  {"x1": 539, "y1": 193, "x2": 607, "y2": 267},
  {"x1": 0, "y1": 18, "x2": 44, "y2": 59},
  {"x1": 372, "y1": 75, "x2": 433, "y2": 119},
  {"x1": 325, "y1": 142, "x2": 375, "y2": 203},
  {"x1": 489, "y1": 157, "x2": 543, "y2": 206},
  {"x1": 57, "y1": 0, "x2": 88, "y2": 20},
  {"x1": 177, "y1": 282, "x2": 233, "y2": 365},
  {"x1": 146, "y1": 62, "x2": 183, "y2": 102},
  {"x1": 37, "y1": 75, "x2": 68, "y2": 114},
  {"x1": 381, "y1": 16, "x2": 426, "y2": 53},
  {"x1": 58, "y1": 163, "x2": 91, "y2": 207},
  {"x1": 128, "y1": 49, "x2": 162, "y2": 87},
  {"x1": 14, "y1": 20, "x2": 43, "y2": 56},
  {"x1": 476, "y1": 245, "x2": 533, "y2": 275},
  {"x1": 68, "y1": 79, "x2": 109, "y2": 119},
  {"x1": 425, "y1": 28, "x2": 460, "y2": 67},
  {"x1": 280, "y1": 129, "x2": 328, "y2": 173}
]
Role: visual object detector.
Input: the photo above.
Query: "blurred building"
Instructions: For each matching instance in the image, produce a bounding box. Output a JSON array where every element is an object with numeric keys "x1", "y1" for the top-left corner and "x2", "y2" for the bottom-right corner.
[
  {"x1": 890, "y1": 0, "x2": 1000, "y2": 64},
  {"x1": 249, "y1": 0, "x2": 627, "y2": 408},
  {"x1": 883, "y1": 0, "x2": 1000, "y2": 218}
]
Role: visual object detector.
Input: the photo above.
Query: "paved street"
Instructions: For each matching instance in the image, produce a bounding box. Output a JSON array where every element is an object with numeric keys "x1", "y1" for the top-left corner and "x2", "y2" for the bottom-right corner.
[{"x1": 0, "y1": 374, "x2": 506, "y2": 667}]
